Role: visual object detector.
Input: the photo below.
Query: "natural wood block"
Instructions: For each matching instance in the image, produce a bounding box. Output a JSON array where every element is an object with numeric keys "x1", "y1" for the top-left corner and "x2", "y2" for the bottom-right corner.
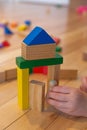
[
  {"x1": 47, "y1": 65, "x2": 60, "y2": 90},
  {"x1": 59, "y1": 69, "x2": 78, "y2": 80},
  {"x1": 46, "y1": 65, "x2": 60, "y2": 110},
  {"x1": 67, "y1": 128, "x2": 80, "y2": 130},
  {"x1": 83, "y1": 50, "x2": 87, "y2": 61},
  {"x1": 0, "y1": 71, "x2": 5, "y2": 83},
  {"x1": 5, "y1": 68, "x2": 17, "y2": 81},
  {"x1": 21, "y1": 43, "x2": 56, "y2": 60},
  {"x1": 29, "y1": 80, "x2": 45, "y2": 112}
]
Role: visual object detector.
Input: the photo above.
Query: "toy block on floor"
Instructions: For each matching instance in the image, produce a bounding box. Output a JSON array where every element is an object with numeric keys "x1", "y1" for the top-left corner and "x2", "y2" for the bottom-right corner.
[
  {"x1": 0, "y1": 43, "x2": 4, "y2": 48},
  {"x1": 2, "y1": 40, "x2": 10, "y2": 47},
  {"x1": 67, "y1": 128, "x2": 80, "y2": 130},
  {"x1": 17, "y1": 67, "x2": 29, "y2": 110},
  {"x1": 10, "y1": 21, "x2": 18, "y2": 28},
  {"x1": 4, "y1": 26, "x2": 13, "y2": 35},
  {"x1": 5, "y1": 68, "x2": 17, "y2": 81},
  {"x1": 16, "y1": 26, "x2": 63, "y2": 111},
  {"x1": 0, "y1": 71, "x2": 5, "y2": 83},
  {"x1": 47, "y1": 65, "x2": 60, "y2": 90},
  {"x1": 24, "y1": 20, "x2": 31, "y2": 26},
  {"x1": 83, "y1": 50, "x2": 87, "y2": 61},
  {"x1": 18, "y1": 24, "x2": 27, "y2": 31},
  {"x1": 22, "y1": 26, "x2": 56, "y2": 60},
  {"x1": 46, "y1": 65, "x2": 60, "y2": 110},
  {"x1": 29, "y1": 80, "x2": 45, "y2": 112},
  {"x1": 59, "y1": 69, "x2": 78, "y2": 80},
  {"x1": 22, "y1": 43, "x2": 56, "y2": 60},
  {"x1": 16, "y1": 54, "x2": 63, "y2": 69},
  {"x1": 23, "y1": 26, "x2": 55, "y2": 46},
  {"x1": 56, "y1": 46, "x2": 62, "y2": 52}
]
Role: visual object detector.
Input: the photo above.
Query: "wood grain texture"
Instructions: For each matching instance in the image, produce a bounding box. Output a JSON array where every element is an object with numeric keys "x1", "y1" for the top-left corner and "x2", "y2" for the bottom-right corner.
[
  {"x1": 5, "y1": 68, "x2": 17, "y2": 81},
  {"x1": 0, "y1": 71, "x2": 5, "y2": 83},
  {"x1": 21, "y1": 43, "x2": 56, "y2": 60},
  {"x1": 29, "y1": 80, "x2": 45, "y2": 112},
  {"x1": 59, "y1": 69, "x2": 78, "y2": 80}
]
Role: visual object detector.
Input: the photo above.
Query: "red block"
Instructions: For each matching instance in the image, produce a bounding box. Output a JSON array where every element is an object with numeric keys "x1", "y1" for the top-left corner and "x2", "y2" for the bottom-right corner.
[
  {"x1": 52, "y1": 36, "x2": 61, "y2": 45},
  {"x1": 2, "y1": 40, "x2": 10, "y2": 47},
  {"x1": 33, "y1": 66, "x2": 48, "y2": 75},
  {"x1": 43, "y1": 66, "x2": 48, "y2": 75}
]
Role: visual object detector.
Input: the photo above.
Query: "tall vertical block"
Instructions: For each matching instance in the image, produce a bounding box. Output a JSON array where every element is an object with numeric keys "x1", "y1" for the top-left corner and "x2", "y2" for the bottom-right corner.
[
  {"x1": 29, "y1": 80, "x2": 45, "y2": 112},
  {"x1": 17, "y1": 67, "x2": 29, "y2": 110},
  {"x1": 47, "y1": 65, "x2": 60, "y2": 90}
]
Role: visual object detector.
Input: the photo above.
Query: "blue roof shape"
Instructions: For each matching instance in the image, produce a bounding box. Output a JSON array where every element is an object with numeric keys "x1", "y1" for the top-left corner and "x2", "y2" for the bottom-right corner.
[{"x1": 23, "y1": 26, "x2": 55, "y2": 45}]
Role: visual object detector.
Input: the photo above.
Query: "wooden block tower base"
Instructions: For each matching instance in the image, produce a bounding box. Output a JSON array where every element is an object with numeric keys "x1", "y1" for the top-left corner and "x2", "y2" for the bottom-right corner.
[{"x1": 29, "y1": 80, "x2": 45, "y2": 112}]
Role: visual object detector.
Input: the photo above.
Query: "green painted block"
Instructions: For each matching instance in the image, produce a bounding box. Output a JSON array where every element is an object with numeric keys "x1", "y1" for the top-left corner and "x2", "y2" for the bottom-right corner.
[
  {"x1": 29, "y1": 67, "x2": 33, "y2": 74},
  {"x1": 56, "y1": 46, "x2": 62, "y2": 52},
  {"x1": 16, "y1": 54, "x2": 63, "y2": 69}
]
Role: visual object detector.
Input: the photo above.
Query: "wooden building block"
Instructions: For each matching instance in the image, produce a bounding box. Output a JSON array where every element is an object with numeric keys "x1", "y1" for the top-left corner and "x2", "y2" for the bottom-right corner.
[
  {"x1": 17, "y1": 67, "x2": 29, "y2": 110},
  {"x1": 83, "y1": 50, "x2": 87, "y2": 61},
  {"x1": 59, "y1": 69, "x2": 78, "y2": 80},
  {"x1": 18, "y1": 24, "x2": 27, "y2": 31},
  {"x1": 16, "y1": 54, "x2": 63, "y2": 69},
  {"x1": 0, "y1": 71, "x2": 5, "y2": 83},
  {"x1": 21, "y1": 43, "x2": 56, "y2": 60},
  {"x1": 67, "y1": 128, "x2": 80, "y2": 130},
  {"x1": 5, "y1": 68, "x2": 17, "y2": 81},
  {"x1": 47, "y1": 65, "x2": 60, "y2": 90},
  {"x1": 29, "y1": 80, "x2": 45, "y2": 112},
  {"x1": 23, "y1": 26, "x2": 55, "y2": 46}
]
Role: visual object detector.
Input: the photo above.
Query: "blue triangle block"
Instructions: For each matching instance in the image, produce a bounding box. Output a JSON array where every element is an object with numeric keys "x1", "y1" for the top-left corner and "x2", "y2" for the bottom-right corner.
[
  {"x1": 23, "y1": 26, "x2": 55, "y2": 46},
  {"x1": 4, "y1": 26, "x2": 13, "y2": 35}
]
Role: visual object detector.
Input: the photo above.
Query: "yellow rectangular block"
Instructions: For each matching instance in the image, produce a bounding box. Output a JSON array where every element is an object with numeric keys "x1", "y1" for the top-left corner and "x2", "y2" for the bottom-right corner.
[
  {"x1": 21, "y1": 43, "x2": 56, "y2": 60},
  {"x1": 29, "y1": 80, "x2": 45, "y2": 112},
  {"x1": 17, "y1": 67, "x2": 29, "y2": 110}
]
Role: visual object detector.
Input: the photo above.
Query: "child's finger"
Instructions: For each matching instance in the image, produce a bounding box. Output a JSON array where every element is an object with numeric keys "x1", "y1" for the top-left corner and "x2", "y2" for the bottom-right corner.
[
  {"x1": 48, "y1": 91, "x2": 69, "y2": 102},
  {"x1": 47, "y1": 98, "x2": 68, "y2": 109},
  {"x1": 81, "y1": 77, "x2": 87, "y2": 92},
  {"x1": 81, "y1": 77, "x2": 87, "y2": 87},
  {"x1": 52, "y1": 86, "x2": 72, "y2": 94}
]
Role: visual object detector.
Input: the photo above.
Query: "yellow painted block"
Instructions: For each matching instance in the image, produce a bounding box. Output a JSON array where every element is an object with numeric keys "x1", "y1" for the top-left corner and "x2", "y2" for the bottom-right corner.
[
  {"x1": 18, "y1": 24, "x2": 27, "y2": 31},
  {"x1": 17, "y1": 67, "x2": 29, "y2": 110}
]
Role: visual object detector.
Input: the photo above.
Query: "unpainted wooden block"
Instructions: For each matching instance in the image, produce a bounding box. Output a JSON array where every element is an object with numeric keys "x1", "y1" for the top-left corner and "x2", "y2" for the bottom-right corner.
[
  {"x1": 83, "y1": 51, "x2": 87, "y2": 61},
  {"x1": 29, "y1": 80, "x2": 45, "y2": 112},
  {"x1": 21, "y1": 43, "x2": 56, "y2": 60},
  {"x1": 0, "y1": 71, "x2": 5, "y2": 83},
  {"x1": 47, "y1": 65, "x2": 60, "y2": 90},
  {"x1": 46, "y1": 65, "x2": 60, "y2": 110},
  {"x1": 67, "y1": 128, "x2": 80, "y2": 130},
  {"x1": 5, "y1": 68, "x2": 17, "y2": 81},
  {"x1": 59, "y1": 69, "x2": 78, "y2": 80}
]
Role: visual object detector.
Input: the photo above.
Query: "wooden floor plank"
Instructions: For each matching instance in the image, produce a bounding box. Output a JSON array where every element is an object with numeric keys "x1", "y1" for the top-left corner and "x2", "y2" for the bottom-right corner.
[
  {"x1": 0, "y1": 97, "x2": 28, "y2": 130},
  {"x1": 5, "y1": 110, "x2": 58, "y2": 130}
]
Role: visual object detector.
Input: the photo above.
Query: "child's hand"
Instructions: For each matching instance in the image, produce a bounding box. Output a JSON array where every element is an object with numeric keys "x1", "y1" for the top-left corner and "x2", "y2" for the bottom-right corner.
[
  {"x1": 46, "y1": 86, "x2": 87, "y2": 117},
  {"x1": 80, "y1": 77, "x2": 87, "y2": 92}
]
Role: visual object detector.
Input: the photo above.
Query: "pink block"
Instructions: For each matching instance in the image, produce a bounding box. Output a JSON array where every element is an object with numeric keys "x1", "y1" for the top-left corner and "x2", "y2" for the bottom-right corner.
[{"x1": 77, "y1": 6, "x2": 87, "y2": 14}]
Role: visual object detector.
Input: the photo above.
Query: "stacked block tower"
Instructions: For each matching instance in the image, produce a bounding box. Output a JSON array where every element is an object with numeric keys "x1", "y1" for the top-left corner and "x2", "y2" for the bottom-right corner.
[{"x1": 16, "y1": 26, "x2": 63, "y2": 110}]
